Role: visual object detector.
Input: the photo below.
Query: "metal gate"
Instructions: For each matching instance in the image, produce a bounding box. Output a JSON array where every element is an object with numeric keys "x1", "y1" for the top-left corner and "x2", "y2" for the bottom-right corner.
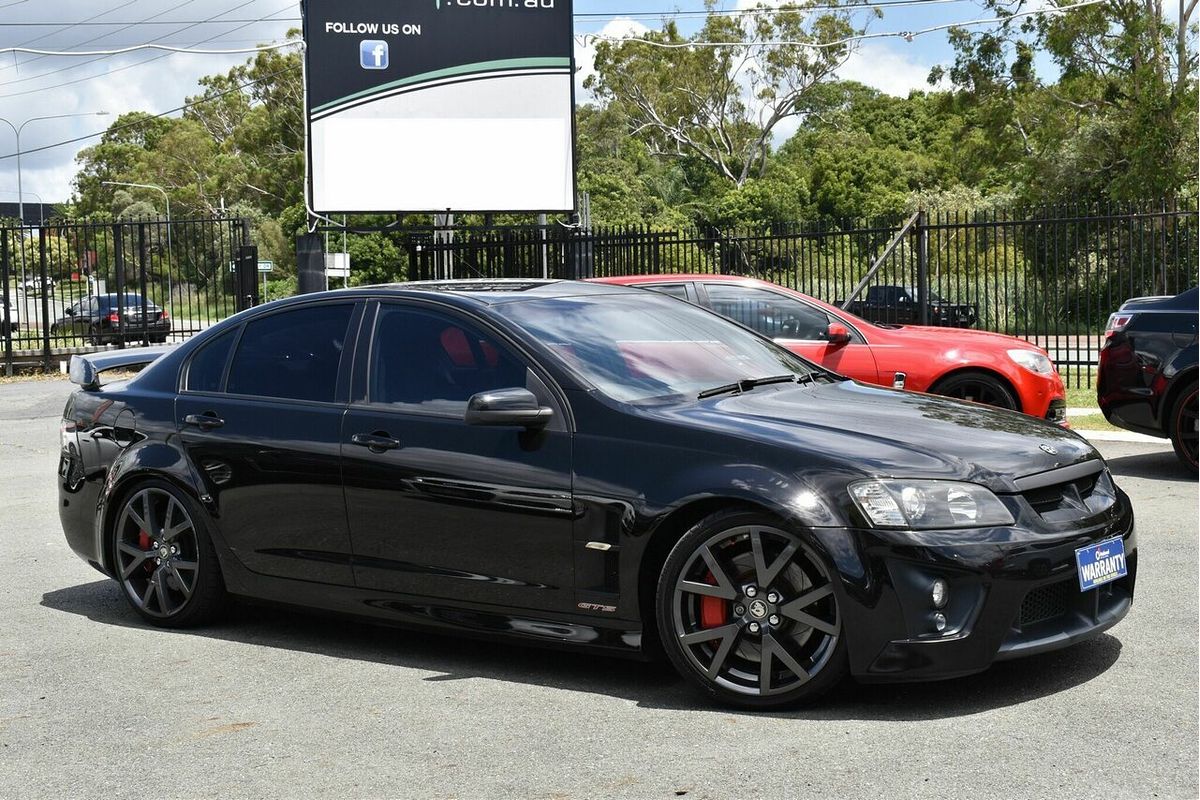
[{"x1": 1, "y1": 217, "x2": 252, "y2": 373}]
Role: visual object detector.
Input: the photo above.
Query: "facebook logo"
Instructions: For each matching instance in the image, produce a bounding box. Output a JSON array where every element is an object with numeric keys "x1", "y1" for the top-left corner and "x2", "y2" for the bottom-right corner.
[{"x1": 359, "y1": 40, "x2": 389, "y2": 70}]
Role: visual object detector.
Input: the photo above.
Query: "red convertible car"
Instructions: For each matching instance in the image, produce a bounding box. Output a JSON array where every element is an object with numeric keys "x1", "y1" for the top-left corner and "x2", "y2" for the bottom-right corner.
[{"x1": 595, "y1": 275, "x2": 1067, "y2": 423}]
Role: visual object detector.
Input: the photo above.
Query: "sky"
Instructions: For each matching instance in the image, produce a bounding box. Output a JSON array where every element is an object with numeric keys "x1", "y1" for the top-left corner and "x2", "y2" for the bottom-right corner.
[{"x1": 0, "y1": 0, "x2": 1040, "y2": 204}]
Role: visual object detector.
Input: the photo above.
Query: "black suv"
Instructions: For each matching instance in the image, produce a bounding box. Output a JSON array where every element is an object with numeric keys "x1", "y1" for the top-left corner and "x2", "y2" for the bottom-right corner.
[
  {"x1": 51, "y1": 293, "x2": 171, "y2": 345},
  {"x1": 1098, "y1": 288, "x2": 1198, "y2": 472}
]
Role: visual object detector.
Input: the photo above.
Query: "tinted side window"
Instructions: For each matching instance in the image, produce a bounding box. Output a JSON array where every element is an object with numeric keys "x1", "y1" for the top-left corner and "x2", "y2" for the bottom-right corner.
[
  {"x1": 227, "y1": 304, "x2": 354, "y2": 403},
  {"x1": 647, "y1": 284, "x2": 690, "y2": 301},
  {"x1": 185, "y1": 328, "x2": 237, "y2": 393},
  {"x1": 369, "y1": 306, "x2": 527, "y2": 412},
  {"x1": 705, "y1": 285, "x2": 831, "y2": 340}
]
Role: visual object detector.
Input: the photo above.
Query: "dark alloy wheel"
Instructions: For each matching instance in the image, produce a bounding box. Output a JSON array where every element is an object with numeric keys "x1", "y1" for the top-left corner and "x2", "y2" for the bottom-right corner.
[
  {"x1": 931, "y1": 371, "x2": 1018, "y2": 411},
  {"x1": 112, "y1": 481, "x2": 226, "y2": 627},
  {"x1": 657, "y1": 511, "x2": 847, "y2": 708},
  {"x1": 1170, "y1": 381, "x2": 1198, "y2": 475}
]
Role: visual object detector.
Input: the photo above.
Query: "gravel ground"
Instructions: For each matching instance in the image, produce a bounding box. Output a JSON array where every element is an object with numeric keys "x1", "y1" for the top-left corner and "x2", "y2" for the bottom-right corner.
[{"x1": 0, "y1": 379, "x2": 1196, "y2": 800}]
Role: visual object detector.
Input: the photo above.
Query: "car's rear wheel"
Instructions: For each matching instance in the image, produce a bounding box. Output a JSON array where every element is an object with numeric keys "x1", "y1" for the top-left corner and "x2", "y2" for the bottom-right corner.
[
  {"x1": 931, "y1": 371, "x2": 1019, "y2": 411},
  {"x1": 1169, "y1": 381, "x2": 1198, "y2": 474},
  {"x1": 656, "y1": 510, "x2": 847, "y2": 709},
  {"x1": 112, "y1": 481, "x2": 226, "y2": 627}
]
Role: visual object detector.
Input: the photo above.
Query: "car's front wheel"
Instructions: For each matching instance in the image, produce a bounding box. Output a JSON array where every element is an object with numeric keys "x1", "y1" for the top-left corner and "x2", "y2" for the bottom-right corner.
[
  {"x1": 1170, "y1": 380, "x2": 1198, "y2": 474},
  {"x1": 112, "y1": 481, "x2": 227, "y2": 627},
  {"x1": 656, "y1": 510, "x2": 847, "y2": 709},
  {"x1": 931, "y1": 370, "x2": 1018, "y2": 411}
]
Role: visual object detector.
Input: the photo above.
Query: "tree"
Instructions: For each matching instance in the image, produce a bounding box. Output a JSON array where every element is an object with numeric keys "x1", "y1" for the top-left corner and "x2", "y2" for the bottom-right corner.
[
  {"x1": 930, "y1": 0, "x2": 1199, "y2": 201},
  {"x1": 588, "y1": 2, "x2": 869, "y2": 190}
]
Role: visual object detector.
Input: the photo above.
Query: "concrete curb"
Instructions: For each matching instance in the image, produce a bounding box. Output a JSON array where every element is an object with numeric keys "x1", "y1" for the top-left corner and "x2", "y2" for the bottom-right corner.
[{"x1": 1073, "y1": 429, "x2": 1165, "y2": 444}]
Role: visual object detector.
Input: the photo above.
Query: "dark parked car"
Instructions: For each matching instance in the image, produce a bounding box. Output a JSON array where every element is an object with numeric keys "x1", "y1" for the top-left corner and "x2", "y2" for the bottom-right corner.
[
  {"x1": 51, "y1": 293, "x2": 170, "y2": 345},
  {"x1": 835, "y1": 285, "x2": 978, "y2": 328},
  {"x1": 59, "y1": 281, "x2": 1135, "y2": 708},
  {"x1": 1098, "y1": 288, "x2": 1198, "y2": 472}
]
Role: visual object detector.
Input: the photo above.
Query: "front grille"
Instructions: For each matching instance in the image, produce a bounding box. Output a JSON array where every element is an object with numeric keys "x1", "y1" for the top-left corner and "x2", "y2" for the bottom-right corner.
[
  {"x1": 1015, "y1": 461, "x2": 1116, "y2": 523},
  {"x1": 1045, "y1": 399, "x2": 1067, "y2": 424},
  {"x1": 1019, "y1": 580, "x2": 1073, "y2": 626}
]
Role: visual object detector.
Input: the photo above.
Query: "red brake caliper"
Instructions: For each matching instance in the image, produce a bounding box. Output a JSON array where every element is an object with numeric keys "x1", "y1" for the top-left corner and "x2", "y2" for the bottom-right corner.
[
  {"x1": 138, "y1": 531, "x2": 153, "y2": 572},
  {"x1": 699, "y1": 570, "x2": 729, "y2": 628}
]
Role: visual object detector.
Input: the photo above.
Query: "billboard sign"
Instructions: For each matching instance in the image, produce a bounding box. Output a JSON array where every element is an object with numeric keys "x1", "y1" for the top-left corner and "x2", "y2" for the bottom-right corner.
[{"x1": 302, "y1": 0, "x2": 576, "y2": 214}]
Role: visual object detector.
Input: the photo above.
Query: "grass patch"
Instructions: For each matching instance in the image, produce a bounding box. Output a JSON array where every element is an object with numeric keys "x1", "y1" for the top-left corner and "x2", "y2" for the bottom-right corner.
[
  {"x1": 1065, "y1": 385, "x2": 1099, "y2": 410},
  {"x1": 1069, "y1": 413, "x2": 1121, "y2": 432}
]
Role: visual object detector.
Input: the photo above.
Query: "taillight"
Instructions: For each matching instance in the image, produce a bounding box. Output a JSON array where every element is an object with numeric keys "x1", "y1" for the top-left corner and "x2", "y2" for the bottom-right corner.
[
  {"x1": 1105, "y1": 312, "x2": 1134, "y2": 340},
  {"x1": 107, "y1": 312, "x2": 120, "y2": 323},
  {"x1": 162, "y1": 309, "x2": 170, "y2": 320}
]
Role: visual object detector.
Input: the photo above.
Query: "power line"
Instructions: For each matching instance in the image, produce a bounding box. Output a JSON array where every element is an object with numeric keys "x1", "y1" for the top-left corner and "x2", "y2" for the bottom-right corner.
[
  {"x1": 1, "y1": 1, "x2": 184, "y2": 76},
  {"x1": 579, "y1": 0, "x2": 1106, "y2": 49},
  {"x1": 0, "y1": 0, "x2": 266, "y2": 86},
  {"x1": 0, "y1": 62, "x2": 299, "y2": 162},
  {"x1": 0, "y1": 0, "x2": 970, "y2": 27},
  {"x1": 2, "y1": 41, "x2": 300, "y2": 58},
  {"x1": 573, "y1": 0, "x2": 972, "y2": 19},
  {"x1": 0, "y1": 2, "x2": 297, "y2": 98},
  {"x1": 0, "y1": 0, "x2": 141, "y2": 73}
]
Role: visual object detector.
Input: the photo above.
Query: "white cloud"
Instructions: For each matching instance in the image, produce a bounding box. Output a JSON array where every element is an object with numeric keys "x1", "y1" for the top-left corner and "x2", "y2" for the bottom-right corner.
[
  {"x1": 574, "y1": 17, "x2": 651, "y2": 100},
  {"x1": 836, "y1": 42, "x2": 942, "y2": 96}
]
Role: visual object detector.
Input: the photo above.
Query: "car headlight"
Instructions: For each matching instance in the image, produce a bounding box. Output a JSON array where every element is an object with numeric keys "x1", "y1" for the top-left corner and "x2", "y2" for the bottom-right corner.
[
  {"x1": 1007, "y1": 348, "x2": 1054, "y2": 375},
  {"x1": 849, "y1": 479, "x2": 1014, "y2": 529}
]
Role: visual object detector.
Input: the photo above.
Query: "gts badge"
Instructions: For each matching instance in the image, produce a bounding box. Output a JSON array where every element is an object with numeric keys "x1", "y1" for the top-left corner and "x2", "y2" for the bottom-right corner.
[{"x1": 577, "y1": 602, "x2": 616, "y2": 613}]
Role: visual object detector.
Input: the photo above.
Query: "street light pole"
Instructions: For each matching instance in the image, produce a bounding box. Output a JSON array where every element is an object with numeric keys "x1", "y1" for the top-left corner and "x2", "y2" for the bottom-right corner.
[
  {"x1": 0, "y1": 111, "x2": 108, "y2": 226},
  {"x1": 102, "y1": 180, "x2": 173, "y2": 305}
]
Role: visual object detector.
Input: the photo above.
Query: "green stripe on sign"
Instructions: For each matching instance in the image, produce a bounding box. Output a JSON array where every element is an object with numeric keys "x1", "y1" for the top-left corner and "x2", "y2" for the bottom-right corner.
[{"x1": 311, "y1": 57, "x2": 572, "y2": 115}]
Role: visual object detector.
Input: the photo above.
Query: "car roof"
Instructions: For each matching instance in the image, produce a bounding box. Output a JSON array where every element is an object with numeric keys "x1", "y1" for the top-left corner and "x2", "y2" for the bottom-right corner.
[
  {"x1": 1120, "y1": 287, "x2": 1198, "y2": 312},
  {"x1": 590, "y1": 273, "x2": 858, "y2": 318},
  {"x1": 271, "y1": 279, "x2": 640, "y2": 309}
]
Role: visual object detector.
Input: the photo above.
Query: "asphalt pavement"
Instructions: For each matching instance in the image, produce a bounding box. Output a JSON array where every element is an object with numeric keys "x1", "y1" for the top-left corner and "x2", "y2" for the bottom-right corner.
[{"x1": 0, "y1": 379, "x2": 1196, "y2": 799}]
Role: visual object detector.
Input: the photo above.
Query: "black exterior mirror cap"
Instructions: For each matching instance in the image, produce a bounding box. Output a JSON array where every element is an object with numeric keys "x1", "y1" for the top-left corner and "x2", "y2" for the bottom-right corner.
[{"x1": 465, "y1": 388, "x2": 554, "y2": 428}]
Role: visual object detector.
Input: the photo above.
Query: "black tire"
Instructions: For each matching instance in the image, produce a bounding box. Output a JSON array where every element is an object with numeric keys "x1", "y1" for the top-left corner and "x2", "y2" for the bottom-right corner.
[
  {"x1": 110, "y1": 479, "x2": 227, "y2": 628},
  {"x1": 1169, "y1": 380, "x2": 1198, "y2": 475},
  {"x1": 150, "y1": 335, "x2": 167, "y2": 344},
  {"x1": 930, "y1": 370, "x2": 1019, "y2": 411},
  {"x1": 655, "y1": 509, "x2": 848, "y2": 709},
  {"x1": 88, "y1": 326, "x2": 103, "y2": 346}
]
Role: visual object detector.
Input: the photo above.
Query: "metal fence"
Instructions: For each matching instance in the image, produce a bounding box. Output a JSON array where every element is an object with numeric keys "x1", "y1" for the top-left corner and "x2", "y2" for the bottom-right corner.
[
  {"x1": 402, "y1": 199, "x2": 1199, "y2": 387},
  {"x1": 6, "y1": 201, "x2": 1195, "y2": 386},
  {"x1": 2, "y1": 217, "x2": 252, "y2": 373}
]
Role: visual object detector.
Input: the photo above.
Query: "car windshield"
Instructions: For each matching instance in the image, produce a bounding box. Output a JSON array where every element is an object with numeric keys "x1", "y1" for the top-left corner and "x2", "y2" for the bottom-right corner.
[
  {"x1": 904, "y1": 287, "x2": 946, "y2": 303},
  {"x1": 493, "y1": 292, "x2": 825, "y2": 403}
]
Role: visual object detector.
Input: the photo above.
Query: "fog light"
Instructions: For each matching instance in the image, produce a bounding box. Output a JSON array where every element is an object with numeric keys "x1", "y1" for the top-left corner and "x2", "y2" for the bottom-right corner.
[
  {"x1": 933, "y1": 612, "x2": 947, "y2": 632},
  {"x1": 930, "y1": 579, "x2": 949, "y2": 609}
]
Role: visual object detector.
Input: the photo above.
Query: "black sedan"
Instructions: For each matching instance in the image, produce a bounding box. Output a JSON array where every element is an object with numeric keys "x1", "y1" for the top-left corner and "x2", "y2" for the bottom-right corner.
[
  {"x1": 51, "y1": 293, "x2": 171, "y2": 345},
  {"x1": 1098, "y1": 288, "x2": 1198, "y2": 472},
  {"x1": 58, "y1": 281, "x2": 1136, "y2": 708}
]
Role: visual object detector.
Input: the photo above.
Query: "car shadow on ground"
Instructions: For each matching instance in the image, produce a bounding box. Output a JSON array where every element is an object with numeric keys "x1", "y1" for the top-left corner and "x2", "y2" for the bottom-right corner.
[
  {"x1": 42, "y1": 579, "x2": 1122, "y2": 722},
  {"x1": 1106, "y1": 449, "x2": 1195, "y2": 483}
]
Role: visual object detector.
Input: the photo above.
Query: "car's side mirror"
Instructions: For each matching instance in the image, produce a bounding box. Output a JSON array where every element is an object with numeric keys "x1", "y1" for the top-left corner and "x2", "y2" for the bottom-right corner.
[
  {"x1": 465, "y1": 388, "x2": 553, "y2": 428},
  {"x1": 65, "y1": 308, "x2": 75, "y2": 316},
  {"x1": 826, "y1": 323, "x2": 851, "y2": 345}
]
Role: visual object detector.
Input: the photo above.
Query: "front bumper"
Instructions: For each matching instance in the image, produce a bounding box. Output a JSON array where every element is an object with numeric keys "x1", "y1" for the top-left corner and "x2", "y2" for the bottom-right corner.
[{"x1": 812, "y1": 497, "x2": 1136, "y2": 682}]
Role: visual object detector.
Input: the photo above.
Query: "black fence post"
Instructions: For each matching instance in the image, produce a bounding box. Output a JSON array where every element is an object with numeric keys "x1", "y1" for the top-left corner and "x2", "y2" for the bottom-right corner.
[
  {"x1": 112, "y1": 224, "x2": 126, "y2": 348},
  {"x1": 137, "y1": 223, "x2": 150, "y2": 347},
  {"x1": 295, "y1": 234, "x2": 325, "y2": 296},
  {"x1": 38, "y1": 228, "x2": 51, "y2": 371},
  {"x1": 916, "y1": 209, "x2": 930, "y2": 326},
  {"x1": 1, "y1": 232, "x2": 12, "y2": 376},
  {"x1": 236, "y1": 245, "x2": 259, "y2": 310}
]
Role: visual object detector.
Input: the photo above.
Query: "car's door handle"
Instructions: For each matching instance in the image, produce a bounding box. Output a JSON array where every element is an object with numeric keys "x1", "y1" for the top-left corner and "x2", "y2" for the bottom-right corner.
[
  {"x1": 183, "y1": 413, "x2": 224, "y2": 431},
  {"x1": 350, "y1": 432, "x2": 402, "y2": 452}
]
